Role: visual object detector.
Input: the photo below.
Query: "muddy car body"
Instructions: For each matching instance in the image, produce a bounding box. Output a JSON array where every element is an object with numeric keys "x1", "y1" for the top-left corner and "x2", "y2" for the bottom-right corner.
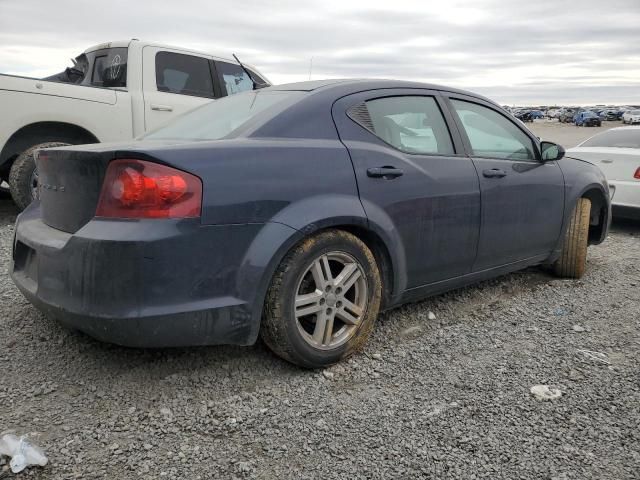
[{"x1": 11, "y1": 79, "x2": 611, "y2": 367}]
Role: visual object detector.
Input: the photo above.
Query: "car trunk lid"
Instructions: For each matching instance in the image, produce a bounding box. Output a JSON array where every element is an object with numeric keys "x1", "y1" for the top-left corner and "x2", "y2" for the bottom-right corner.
[{"x1": 37, "y1": 147, "x2": 114, "y2": 233}]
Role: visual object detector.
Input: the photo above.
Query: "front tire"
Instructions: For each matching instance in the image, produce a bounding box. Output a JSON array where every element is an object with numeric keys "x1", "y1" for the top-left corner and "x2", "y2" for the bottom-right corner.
[
  {"x1": 554, "y1": 198, "x2": 591, "y2": 278},
  {"x1": 261, "y1": 230, "x2": 382, "y2": 368},
  {"x1": 8, "y1": 142, "x2": 70, "y2": 211}
]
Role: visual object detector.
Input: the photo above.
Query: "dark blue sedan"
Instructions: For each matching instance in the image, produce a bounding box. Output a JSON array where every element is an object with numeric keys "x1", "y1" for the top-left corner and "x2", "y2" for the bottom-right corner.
[{"x1": 11, "y1": 80, "x2": 611, "y2": 367}]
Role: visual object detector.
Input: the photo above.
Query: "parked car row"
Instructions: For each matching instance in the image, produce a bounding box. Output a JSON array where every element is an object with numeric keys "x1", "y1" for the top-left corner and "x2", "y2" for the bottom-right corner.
[{"x1": 504, "y1": 105, "x2": 640, "y2": 127}]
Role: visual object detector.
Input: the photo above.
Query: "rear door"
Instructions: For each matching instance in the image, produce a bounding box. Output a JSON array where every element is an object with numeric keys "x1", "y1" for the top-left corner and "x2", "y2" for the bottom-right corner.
[
  {"x1": 333, "y1": 90, "x2": 480, "y2": 289},
  {"x1": 142, "y1": 47, "x2": 221, "y2": 131},
  {"x1": 445, "y1": 95, "x2": 564, "y2": 270}
]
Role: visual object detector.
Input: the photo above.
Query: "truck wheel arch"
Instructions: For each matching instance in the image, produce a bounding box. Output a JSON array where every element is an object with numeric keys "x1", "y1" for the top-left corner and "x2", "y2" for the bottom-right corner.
[{"x1": 0, "y1": 122, "x2": 100, "y2": 177}]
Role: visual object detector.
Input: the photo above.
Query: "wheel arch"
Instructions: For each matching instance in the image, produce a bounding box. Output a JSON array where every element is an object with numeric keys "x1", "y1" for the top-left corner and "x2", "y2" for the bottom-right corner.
[
  {"x1": 238, "y1": 212, "x2": 406, "y2": 345},
  {"x1": 579, "y1": 185, "x2": 610, "y2": 245},
  {"x1": 0, "y1": 121, "x2": 100, "y2": 177}
]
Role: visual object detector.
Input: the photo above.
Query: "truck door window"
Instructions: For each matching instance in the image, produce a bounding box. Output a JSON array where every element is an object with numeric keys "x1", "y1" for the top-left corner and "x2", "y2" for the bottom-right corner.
[
  {"x1": 155, "y1": 52, "x2": 215, "y2": 98},
  {"x1": 215, "y1": 61, "x2": 254, "y2": 95}
]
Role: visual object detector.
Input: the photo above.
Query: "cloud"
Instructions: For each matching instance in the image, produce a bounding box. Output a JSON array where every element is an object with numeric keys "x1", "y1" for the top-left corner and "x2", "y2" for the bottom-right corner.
[{"x1": 0, "y1": 0, "x2": 638, "y2": 104}]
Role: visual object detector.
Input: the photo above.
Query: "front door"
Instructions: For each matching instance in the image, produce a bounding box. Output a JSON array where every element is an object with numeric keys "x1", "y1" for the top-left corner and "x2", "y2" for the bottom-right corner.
[
  {"x1": 447, "y1": 96, "x2": 565, "y2": 271},
  {"x1": 333, "y1": 90, "x2": 481, "y2": 289}
]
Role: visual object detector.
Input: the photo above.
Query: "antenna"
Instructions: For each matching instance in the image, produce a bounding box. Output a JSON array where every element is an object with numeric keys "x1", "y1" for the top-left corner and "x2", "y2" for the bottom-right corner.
[
  {"x1": 232, "y1": 53, "x2": 267, "y2": 90},
  {"x1": 308, "y1": 57, "x2": 314, "y2": 80}
]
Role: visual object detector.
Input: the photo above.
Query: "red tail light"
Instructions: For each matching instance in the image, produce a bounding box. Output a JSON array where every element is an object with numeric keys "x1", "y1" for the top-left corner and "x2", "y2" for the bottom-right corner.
[
  {"x1": 96, "y1": 159, "x2": 202, "y2": 219},
  {"x1": 634, "y1": 167, "x2": 640, "y2": 180}
]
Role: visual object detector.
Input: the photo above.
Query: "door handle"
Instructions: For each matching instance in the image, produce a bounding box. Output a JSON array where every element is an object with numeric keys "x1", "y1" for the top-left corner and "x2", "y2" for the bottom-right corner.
[
  {"x1": 482, "y1": 168, "x2": 507, "y2": 178},
  {"x1": 150, "y1": 104, "x2": 174, "y2": 112},
  {"x1": 367, "y1": 167, "x2": 404, "y2": 179}
]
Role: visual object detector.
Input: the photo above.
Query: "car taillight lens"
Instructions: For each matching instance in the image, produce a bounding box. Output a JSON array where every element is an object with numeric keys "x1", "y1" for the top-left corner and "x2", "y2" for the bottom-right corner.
[
  {"x1": 96, "y1": 159, "x2": 202, "y2": 219},
  {"x1": 634, "y1": 167, "x2": 640, "y2": 180}
]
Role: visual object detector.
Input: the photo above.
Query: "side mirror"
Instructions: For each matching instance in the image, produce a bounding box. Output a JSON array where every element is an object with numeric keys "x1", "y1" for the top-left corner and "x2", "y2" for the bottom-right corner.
[{"x1": 540, "y1": 141, "x2": 565, "y2": 162}]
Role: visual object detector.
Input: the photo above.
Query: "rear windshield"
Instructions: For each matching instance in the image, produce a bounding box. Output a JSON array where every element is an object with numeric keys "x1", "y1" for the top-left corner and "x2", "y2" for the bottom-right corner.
[
  {"x1": 144, "y1": 90, "x2": 303, "y2": 141},
  {"x1": 581, "y1": 129, "x2": 640, "y2": 149}
]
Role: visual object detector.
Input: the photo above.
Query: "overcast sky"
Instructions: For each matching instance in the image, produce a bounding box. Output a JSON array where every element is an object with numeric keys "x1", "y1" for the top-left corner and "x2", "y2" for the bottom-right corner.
[{"x1": 1, "y1": 0, "x2": 638, "y2": 105}]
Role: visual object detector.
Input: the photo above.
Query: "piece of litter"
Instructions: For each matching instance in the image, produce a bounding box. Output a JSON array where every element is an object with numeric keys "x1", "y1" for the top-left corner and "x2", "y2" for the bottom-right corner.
[
  {"x1": 322, "y1": 371, "x2": 334, "y2": 380},
  {"x1": 0, "y1": 433, "x2": 48, "y2": 473},
  {"x1": 400, "y1": 326, "x2": 423, "y2": 338},
  {"x1": 371, "y1": 353, "x2": 382, "y2": 360},
  {"x1": 576, "y1": 349, "x2": 610, "y2": 364},
  {"x1": 572, "y1": 325, "x2": 585, "y2": 332},
  {"x1": 530, "y1": 385, "x2": 563, "y2": 402},
  {"x1": 427, "y1": 311, "x2": 436, "y2": 321}
]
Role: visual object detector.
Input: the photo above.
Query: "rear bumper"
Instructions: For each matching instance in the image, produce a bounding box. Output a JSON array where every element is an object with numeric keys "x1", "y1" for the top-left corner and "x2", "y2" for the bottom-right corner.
[{"x1": 10, "y1": 204, "x2": 287, "y2": 347}]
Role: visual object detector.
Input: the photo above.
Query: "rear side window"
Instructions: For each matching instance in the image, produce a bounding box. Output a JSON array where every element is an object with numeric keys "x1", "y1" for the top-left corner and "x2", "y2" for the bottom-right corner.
[
  {"x1": 215, "y1": 61, "x2": 254, "y2": 95},
  {"x1": 89, "y1": 48, "x2": 127, "y2": 87},
  {"x1": 349, "y1": 96, "x2": 455, "y2": 155},
  {"x1": 451, "y1": 99, "x2": 536, "y2": 161},
  {"x1": 155, "y1": 52, "x2": 215, "y2": 98}
]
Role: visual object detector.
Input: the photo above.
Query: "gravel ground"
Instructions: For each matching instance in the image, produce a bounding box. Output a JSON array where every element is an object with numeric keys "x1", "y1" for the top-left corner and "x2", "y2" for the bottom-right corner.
[{"x1": 1, "y1": 134, "x2": 640, "y2": 478}]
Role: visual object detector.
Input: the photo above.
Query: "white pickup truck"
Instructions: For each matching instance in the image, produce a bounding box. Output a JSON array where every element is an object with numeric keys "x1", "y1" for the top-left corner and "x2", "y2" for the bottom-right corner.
[{"x1": 0, "y1": 39, "x2": 269, "y2": 209}]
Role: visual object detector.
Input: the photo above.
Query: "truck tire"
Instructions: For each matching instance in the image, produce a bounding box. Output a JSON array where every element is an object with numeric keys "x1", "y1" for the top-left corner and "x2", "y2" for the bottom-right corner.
[
  {"x1": 554, "y1": 198, "x2": 591, "y2": 279},
  {"x1": 8, "y1": 142, "x2": 70, "y2": 211}
]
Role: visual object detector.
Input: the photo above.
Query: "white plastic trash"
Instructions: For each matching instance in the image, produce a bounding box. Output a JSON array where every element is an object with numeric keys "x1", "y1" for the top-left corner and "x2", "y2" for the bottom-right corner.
[{"x1": 0, "y1": 433, "x2": 48, "y2": 473}]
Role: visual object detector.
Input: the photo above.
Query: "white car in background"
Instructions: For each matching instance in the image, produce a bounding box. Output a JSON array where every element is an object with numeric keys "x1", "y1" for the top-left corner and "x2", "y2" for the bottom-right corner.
[
  {"x1": 622, "y1": 110, "x2": 640, "y2": 125},
  {"x1": 566, "y1": 127, "x2": 640, "y2": 219}
]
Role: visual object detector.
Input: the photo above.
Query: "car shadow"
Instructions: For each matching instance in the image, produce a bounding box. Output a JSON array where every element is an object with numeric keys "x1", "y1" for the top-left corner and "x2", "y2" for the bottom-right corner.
[{"x1": 610, "y1": 217, "x2": 640, "y2": 235}]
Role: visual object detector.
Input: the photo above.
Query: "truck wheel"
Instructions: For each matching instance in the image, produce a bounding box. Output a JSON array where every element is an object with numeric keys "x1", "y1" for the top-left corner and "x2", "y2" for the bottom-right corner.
[
  {"x1": 554, "y1": 198, "x2": 591, "y2": 279},
  {"x1": 8, "y1": 142, "x2": 70, "y2": 211},
  {"x1": 261, "y1": 230, "x2": 382, "y2": 368}
]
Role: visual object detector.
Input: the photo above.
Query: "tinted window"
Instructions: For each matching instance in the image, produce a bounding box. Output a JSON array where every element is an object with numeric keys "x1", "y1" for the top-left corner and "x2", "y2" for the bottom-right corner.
[
  {"x1": 155, "y1": 52, "x2": 214, "y2": 98},
  {"x1": 216, "y1": 61, "x2": 254, "y2": 95},
  {"x1": 88, "y1": 48, "x2": 127, "y2": 87},
  {"x1": 357, "y1": 96, "x2": 454, "y2": 155},
  {"x1": 451, "y1": 99, "x2": 536, "y2": 161},
  {"x1": 145, "y1": 90, "x2": 303, "y2": 141},
  {"x1": 580, "y1": 129, "x2": 640, "y2": 149}
]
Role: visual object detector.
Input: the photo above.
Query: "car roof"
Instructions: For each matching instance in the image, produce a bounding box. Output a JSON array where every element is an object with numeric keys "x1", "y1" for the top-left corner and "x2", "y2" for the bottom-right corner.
[
  {"x1": 610, "y1": 126, "x2": 640, "y2": 130},
  {"x1": 266, "y1": 78, "x2": 497, "y2": 105}
]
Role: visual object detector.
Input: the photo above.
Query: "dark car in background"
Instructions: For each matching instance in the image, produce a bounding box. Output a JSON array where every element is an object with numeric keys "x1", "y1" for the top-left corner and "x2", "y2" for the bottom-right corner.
[
  {"x1": 575, "y1": 111, "x2": 602, "y2": 127},
  {"x1": 10, "y1": 79, "x2": 611, "y2": 368},
  {"x1": 514, "y1": 110, "x2": 533, "y2": 122}
]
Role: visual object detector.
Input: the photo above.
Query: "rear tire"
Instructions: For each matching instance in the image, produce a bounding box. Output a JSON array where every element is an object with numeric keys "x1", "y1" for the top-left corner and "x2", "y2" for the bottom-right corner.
[
  {"x1": 554, "y1": 198, "x2": 591, "y2": 279},
  {"x1": 261, "y1": 230, "x2": 382, "y2": 368},
  {"x1": 8, "y1": 142, "x2": 70, "y2": 211}
]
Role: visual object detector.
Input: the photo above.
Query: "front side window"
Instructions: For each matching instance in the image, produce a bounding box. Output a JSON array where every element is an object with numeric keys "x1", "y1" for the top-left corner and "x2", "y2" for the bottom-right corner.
[
  {"x1": 155, "y1": 52, "x2": 214, "y2": 98},
  {"x1": 216, "y1": 61, "x2": 254, "y2": 95},
  {"x1": 451, "y1": 99, "x2": 536, "y2": 161},
  {"x1": 350, "y1": 96, "x2": 454, "y2": 155}
]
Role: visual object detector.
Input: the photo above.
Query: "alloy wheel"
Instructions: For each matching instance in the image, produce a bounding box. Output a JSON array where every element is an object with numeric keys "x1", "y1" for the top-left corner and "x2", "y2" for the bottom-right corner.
[{"x1": 294, "y1": 251, "x2": 368, "y2": 350}]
